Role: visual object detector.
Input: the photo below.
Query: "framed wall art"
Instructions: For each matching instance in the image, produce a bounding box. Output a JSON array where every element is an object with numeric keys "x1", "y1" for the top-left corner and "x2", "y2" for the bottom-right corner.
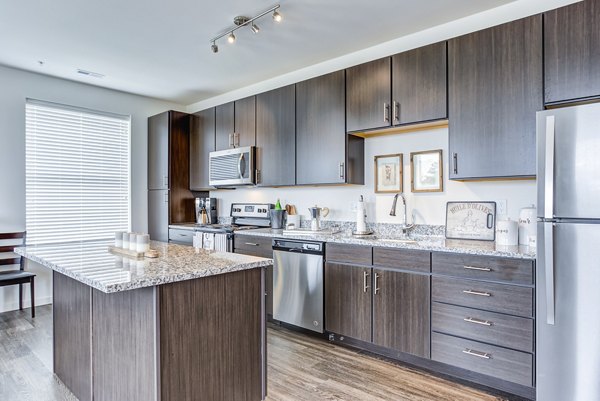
[
  {"x1": 374, "y1": 154, "x2": 403, "y2": 193},
  {"x1": 410, "y1": 149, "x2": 443, "y2": 193}
]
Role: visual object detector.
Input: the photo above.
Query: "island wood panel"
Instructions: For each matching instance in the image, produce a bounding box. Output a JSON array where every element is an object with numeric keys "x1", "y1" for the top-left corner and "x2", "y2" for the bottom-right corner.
[
  {"x1": 159, "y1": 268, "x2": 264, "y2": 401},
  {"x1": 53, "y1": 272, "x2": 92, "y2": 401},
  {"x1": 372, "y1": 269, "x2": 431, "y2": 358},
  {"x1": 92, "y1": 287, "x2": 156, "y2": 401},
  {"x1": 325, "y1": 262, "x2": 372, "y2": 342}
]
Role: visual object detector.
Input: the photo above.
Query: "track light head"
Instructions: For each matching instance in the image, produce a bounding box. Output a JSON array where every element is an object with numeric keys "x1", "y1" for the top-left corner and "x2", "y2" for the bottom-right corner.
[
  {"x1": 227, "y1": 32, "x2": 236, "y2": 43},
  {"x1": 272, "y1": 10, "x2": 282, "y2": 22},
  {"x1": 211, "y1": 42, "x2": 219, "y2": 53},
  {"x1": 251, "y1": 23, "x2": 260, "y2": 34}
]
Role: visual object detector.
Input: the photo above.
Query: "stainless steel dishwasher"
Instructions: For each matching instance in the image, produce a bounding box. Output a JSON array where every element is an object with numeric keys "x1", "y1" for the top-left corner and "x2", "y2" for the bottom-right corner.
[{"x1": 272, "y1": 239, "x2": 324, "y2": 333}]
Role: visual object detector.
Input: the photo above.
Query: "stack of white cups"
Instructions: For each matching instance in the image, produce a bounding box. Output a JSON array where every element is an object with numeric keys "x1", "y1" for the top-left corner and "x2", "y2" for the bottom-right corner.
[{"x1": 115, "y1": 232, "x2": 150, "y2": 253}]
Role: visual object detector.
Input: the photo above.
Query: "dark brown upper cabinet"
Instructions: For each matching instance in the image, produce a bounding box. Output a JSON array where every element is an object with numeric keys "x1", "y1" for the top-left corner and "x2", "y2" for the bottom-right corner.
[
  {"x1": 215, "y1": 97, "x2": 256, "y2": 151},
  {"x1": 391, "y1": 42, "x2": 447, "y2": 125},
  {"x1": 346, "y1": 57, "x2": 392, "y2": 133},
  {"x1": 544, "y1": 0, "x2": 600, "y2": 104},
  {"x1": 189, "y1": 108, "x2": 215, "y2": 191},
  {"x1": 296, "y1": 71, "x2": 365, "y2": 185},
  {"x1": 255, "y1": 85, "x2": 295, "y2": 186},
  {"x1": 448, "y1": 16, "x2": 542, "y2": 180}
]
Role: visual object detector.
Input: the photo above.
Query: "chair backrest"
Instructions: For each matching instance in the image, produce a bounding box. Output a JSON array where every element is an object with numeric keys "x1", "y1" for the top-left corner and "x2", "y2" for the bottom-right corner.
[{"x1": 0, "y1": 232, "x2": 26, "y2": 270}]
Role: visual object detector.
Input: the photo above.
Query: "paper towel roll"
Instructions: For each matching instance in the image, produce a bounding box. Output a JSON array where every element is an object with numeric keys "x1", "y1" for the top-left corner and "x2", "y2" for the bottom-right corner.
[{"x1": 496, "y1": 219, "x2": 518, "y2": 246}]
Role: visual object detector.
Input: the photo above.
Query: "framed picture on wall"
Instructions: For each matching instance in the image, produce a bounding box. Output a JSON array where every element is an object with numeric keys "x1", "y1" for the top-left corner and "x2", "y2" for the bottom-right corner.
[
  {"x1": 410, "y1": 150, "x2": 443, "y2": 192},
  {"x1": 374, "y1": 154, "x2": 403, "y2": 193}
]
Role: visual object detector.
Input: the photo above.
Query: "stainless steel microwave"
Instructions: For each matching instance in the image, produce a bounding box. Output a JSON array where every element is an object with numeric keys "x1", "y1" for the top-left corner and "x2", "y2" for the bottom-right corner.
[{"x1": 209, "y1": 146, "x2": 255, "y2": 187}]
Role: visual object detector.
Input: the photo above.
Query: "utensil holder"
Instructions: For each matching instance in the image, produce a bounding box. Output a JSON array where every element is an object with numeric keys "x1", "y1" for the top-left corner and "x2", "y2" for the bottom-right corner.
[{"x1": 270, "y1": 210, "x2": 286, "y2": 229}]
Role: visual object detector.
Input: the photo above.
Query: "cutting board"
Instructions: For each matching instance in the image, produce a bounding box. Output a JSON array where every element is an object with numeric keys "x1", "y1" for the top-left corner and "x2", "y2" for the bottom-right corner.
[{"x1": 445, "y1": 201, "x2": 497, "y2": 241}]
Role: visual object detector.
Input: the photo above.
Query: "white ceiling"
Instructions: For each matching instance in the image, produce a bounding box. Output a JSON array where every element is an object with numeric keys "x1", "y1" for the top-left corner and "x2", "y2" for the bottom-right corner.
[{"x1": 1, "y1": 0, "x2": 523, "y2": 105}]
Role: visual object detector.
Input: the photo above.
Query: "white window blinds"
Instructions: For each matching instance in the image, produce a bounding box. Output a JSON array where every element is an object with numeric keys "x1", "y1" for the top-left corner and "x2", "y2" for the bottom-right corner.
[{"x1": 26, "y1": 99, "x2": 130, "y2": 245}]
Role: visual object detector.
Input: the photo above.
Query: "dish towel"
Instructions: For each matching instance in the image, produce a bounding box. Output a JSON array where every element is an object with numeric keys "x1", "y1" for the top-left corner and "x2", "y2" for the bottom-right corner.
[
  {"x1": 202, "y1": 233, "x2": 215, "y2": 251},
  {"x1": 214, "y1": 233, "x2": 229, "y2": 252}
]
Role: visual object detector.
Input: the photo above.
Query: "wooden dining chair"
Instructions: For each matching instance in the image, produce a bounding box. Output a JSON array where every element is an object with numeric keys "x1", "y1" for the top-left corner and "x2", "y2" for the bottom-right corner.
[{"x1": 0, "y1": 232, "x2": 35, "y2": 318}]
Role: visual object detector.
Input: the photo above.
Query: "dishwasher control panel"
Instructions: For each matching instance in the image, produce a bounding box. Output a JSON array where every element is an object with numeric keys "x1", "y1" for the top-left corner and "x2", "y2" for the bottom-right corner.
[{"x1": 272, "y1": 239, "x2": 324, "y2": 254}]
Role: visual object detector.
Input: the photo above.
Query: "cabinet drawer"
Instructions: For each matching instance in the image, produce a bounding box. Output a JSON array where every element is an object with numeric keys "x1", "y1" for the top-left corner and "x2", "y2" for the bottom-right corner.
[
  {"x1": 233, "y1": 235, "x2": 273, "y2": 257},
  {"x1": 373, "y1": 248, "x2": 430, "y2": 273},
  {"x1": 432, "y1": 302, "x2": 533, "y2": 353},
  {"x1": 326, "y1": 243, "x2": 372, "y2": 265},
  {"x1": 168, "y1": 229, "x2": 194, "y2": 245},
  {"x1": 432, "y1": 276, "x2": 533, "y2": 318},
  {"x1": 432, "y1": 332, "x2": 533, "y2": 387},
  {"x1": 432, "y1": 253, "x2": 533, "y2": 285}
]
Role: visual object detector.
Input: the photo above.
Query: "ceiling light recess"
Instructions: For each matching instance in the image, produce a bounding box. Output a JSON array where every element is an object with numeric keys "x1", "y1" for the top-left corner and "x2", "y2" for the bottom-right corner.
[{"x1": 209, "y1": 4, "x2": 281, "y2": 53}]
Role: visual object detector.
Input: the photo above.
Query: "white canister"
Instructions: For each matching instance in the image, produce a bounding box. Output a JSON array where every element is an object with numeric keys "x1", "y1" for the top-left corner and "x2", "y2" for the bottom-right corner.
[
  {"x1": 519, "y1": 205, "x2": 537, "y2": 245},
  {"x1": 114, "y1": 231, "x2": 124, "y2": 248},
  {"x1": 122, "y1": 233, "x2": 130, "y2": 250},
  {"x1": 496, "y1": 218, "x2": 519, "y2": 246},
  {"x1": 136, "y1": 234, "x2": 150, "y2": 253},
  {"x1": 129, "y1": 233, "x2": 138, "y2": 251}
]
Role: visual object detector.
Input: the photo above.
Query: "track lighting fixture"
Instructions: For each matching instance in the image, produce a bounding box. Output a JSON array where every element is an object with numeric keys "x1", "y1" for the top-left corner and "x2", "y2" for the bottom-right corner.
[{"x1": 209, "y1": 4, "x2": 281, "y2": 53}]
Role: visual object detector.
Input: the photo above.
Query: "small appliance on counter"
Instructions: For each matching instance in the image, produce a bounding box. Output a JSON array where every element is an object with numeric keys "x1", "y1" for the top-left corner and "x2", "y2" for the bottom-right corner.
[
  {"x1": 308, "y1": 205, "x2": 329, "y2": 231},
  {"x1": 195, "y1": 197, "x2": 217, "y2": 225}
]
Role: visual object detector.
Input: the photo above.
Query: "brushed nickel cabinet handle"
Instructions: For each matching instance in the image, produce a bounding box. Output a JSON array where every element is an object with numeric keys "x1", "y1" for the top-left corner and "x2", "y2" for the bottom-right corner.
[
  {"x1": 393, "y1": 101, "x2": 400, "y2": 122},
  {"x1": 363, "y1": 270, "x2": 370, "y2": 293},
  {"x1": 463, "y1": 265, "x2": 492, "y2": 272},
  {"x1": 163, "y1": 175, "x2": 168, "y2": 186},
  {"x1": 245, "y1": 242, "x2": 259, "y2": 246},
  {"x1": 374, "y1": 272, "x2": 380, "y2": 295},
  {"x1": 339, "y1": 162, "x2": 345, "y2": 180},
  {"x1": 453, "y1": 153, "x2": 458, "y2": 174},
  {"x1": 383, "y1": 103, "x2": 390, "y2": 122},
  {"x1": 462, "y1": 348, "x2": 491, "y2": 359},
  {"x1": 462, "y1": 289, "x2": 491, "y2": 297},
  {"x1": 229, "y1": 133, "x2": 234, "y2": 148},
  {"x1": 464, "y1": 317, "x2": 493, "y2": 326}
]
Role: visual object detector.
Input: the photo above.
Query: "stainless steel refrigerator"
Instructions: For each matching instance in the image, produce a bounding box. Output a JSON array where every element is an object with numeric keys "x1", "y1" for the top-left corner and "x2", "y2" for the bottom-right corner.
[{"x1": 537, "y1": 103, "x2": 600, "y2": 401}]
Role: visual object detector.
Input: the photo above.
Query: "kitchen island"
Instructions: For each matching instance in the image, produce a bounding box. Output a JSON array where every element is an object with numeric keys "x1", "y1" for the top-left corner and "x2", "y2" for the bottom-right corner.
[{"x1": 15, "y1": 240, "x2": 272, "y2": 401}]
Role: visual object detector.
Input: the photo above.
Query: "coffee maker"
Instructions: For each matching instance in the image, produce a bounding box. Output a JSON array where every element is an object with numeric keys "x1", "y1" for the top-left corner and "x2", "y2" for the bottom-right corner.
[{"x1": 195, "y1": 198, "x2": 218, "y2": 225}]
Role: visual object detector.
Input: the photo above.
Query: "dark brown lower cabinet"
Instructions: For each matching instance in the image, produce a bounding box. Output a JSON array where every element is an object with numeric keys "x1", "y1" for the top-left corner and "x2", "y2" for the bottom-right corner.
[
  {"x1": 372, "y1": 269, "x2": 430, "y2": 358},
  {"x1": 324, "y1": 262, "x2": 371, "y2": 342}
]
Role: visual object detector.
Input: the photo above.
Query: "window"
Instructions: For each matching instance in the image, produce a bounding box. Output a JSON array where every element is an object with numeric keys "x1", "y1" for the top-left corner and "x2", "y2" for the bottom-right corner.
[{"x1": 25, "y1": 99, "x2": 130, "y2": 245}]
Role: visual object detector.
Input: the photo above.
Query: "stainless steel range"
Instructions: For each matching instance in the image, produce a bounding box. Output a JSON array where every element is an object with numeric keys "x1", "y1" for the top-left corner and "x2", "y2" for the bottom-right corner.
[{"x1": 169, "y1": 203, "x2": 272, "y2": 251}]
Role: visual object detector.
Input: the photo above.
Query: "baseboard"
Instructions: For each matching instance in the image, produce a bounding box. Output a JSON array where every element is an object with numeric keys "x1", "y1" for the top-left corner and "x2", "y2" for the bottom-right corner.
[{"x1": 0, "y1": 296, "x2": 52, "y2": 314}]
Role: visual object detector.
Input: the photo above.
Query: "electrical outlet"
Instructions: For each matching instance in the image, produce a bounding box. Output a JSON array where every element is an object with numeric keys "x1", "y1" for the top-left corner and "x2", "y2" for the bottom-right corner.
[{"x1": 497, "y1": 199, "x2": 508, "y2": 217}]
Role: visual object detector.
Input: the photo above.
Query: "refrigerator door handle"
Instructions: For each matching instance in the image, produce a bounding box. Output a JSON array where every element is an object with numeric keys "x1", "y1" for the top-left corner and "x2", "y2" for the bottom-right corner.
[
  {"x1": 544, "y1": 115, "x2": 555, "y2": 219},
  {"x1": 544, "y1": 222, "x2": 556, "y2": 325}
]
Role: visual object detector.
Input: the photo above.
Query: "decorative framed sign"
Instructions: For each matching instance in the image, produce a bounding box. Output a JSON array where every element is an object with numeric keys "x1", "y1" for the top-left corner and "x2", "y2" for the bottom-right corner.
[
  {"x1": 445, "y1": 201, "x2": 497, "y2": 241},
  {"x1": 410, "y1": 149, "x2": 443, "y2": 193},
  {"x1": 374, "y1": 154, "x2": 403, "y2": 193}
]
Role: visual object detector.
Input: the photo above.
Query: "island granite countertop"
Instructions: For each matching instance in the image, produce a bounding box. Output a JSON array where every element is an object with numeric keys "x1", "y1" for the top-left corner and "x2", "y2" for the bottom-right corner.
[
  {"x1": 15, "y1": 239, "x2": 272, "y2": 293},
  {"x1": 235, "y1": 228, "x2": 536, "y2": 260}
]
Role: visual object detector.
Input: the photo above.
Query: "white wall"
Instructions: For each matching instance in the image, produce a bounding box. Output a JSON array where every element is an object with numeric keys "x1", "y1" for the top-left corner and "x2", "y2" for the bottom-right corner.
[
  {"x1": 0, "y1": 64, "x2": 182, "y2": 313},
  {"x1": 211, "y1": 127, "x2": 536, "y2": 226}
]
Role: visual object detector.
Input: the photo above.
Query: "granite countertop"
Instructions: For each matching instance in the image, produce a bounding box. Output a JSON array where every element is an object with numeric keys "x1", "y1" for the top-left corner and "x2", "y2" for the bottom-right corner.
[
  {"x1": 235, "y1": 228, "x2": 536, "y2": 260},
  {"x1": 15, "y1": 239, "x2": 272, "y2": 293}
]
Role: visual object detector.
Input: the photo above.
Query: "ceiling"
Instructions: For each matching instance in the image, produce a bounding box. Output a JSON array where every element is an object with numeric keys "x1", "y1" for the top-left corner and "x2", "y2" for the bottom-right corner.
[{"x1": 0, "y1": 0, "x2": 516, "y2": 105}]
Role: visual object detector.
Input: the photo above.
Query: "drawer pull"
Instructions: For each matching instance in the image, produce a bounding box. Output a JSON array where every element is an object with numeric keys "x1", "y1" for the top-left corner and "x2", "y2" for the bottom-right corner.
[
  {"x1": 462, "y1": 348, "x2": 491, "y2": 359},
  {"x1": 463, "y1": 265, "x2": 492, "y2": 272},
  {"x1": 462, "y1": 289, "x2": 491, "y2": 297},
  {"x1": 245, "y1": 242, "x2": 259, "y2": 246},
  {"x1": 464, "y1": 317, "x2": 493, "y2": 326},
  {"x1": 363, "y1": 270, "x2": 370, "y2": 293}
]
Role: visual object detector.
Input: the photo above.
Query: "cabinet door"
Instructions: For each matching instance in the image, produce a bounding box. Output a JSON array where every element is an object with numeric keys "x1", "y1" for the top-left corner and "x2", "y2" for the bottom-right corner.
[
  {"x1": 392, "y1": 42, "x2": 447, "y2": 125},
  {"x1": 255, "y1": 85, "x2": 295, "y2": 186},
  {"x1": 448, "y1": 16, "x2": 542, "y2": 179},
  {"x1": 148, "y1": 190, "x2": 168, "y2": 242},
  {"x1": 325, "y1": 262, "x2": 371, "y2": 342},
  {"x1": 296, "y1": 71, "x2": 346, "y2": 185},
  {"x1": 373, "y1": 269, "x2": 430, "y2": 358},
  {"x1": 346, "y1": 57, "x2": 392, "y2": 132},
  {"x1": 544, "y1": 0, "x2": 600, "y2": 104},
  {"x1": 215, "y1": 102, "x2": 234, "y2": 151},
  {"x1": 190, "y1": 108, "x2": 215, "y2": 191},
  {"x1": 148, "y1": 112, "x2": 169, "y2": 190},
  {"x1": 234, "y1": 96, "x2": 256, "y2": 148}
]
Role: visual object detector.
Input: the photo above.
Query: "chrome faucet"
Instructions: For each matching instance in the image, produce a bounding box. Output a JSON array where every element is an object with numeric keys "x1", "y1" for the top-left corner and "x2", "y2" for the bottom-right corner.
[{"x1": 389, "y1": 193, "x2": 414, "y2": 233}]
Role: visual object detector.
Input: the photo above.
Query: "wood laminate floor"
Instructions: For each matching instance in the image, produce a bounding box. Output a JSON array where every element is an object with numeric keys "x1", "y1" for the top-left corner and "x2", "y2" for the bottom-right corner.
[{"x1": 0, "y1": 306, "x2": 508, "y2": 401}]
